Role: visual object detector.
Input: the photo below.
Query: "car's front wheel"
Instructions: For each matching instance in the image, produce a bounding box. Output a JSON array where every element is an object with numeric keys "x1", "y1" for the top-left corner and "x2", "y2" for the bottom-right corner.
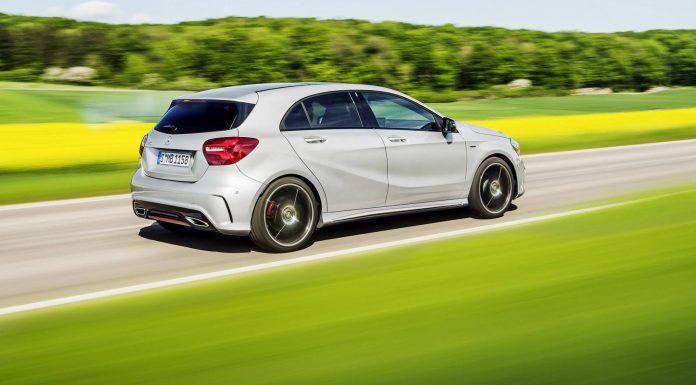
[
  {"x1": 250, "y1": 177, "x2": 318, "y2": 252},
  {"x1": 468, "y1": 157, "x2": 514, "y2": 218}
]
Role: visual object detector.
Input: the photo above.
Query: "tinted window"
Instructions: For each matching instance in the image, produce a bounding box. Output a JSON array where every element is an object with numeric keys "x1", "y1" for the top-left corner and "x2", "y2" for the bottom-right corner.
[
  {"x1": 303, "y1": 93, "x2": 363, "y2": 129},
  {"x1": 155, "y1": 100, "x2": 254, "y2": 134},
  {"x1": 362, "y1": 92, "x2": 437, "y2": 130},
  {"x1": 283, "y1": 103, "x2": 311, "y2": 130}
]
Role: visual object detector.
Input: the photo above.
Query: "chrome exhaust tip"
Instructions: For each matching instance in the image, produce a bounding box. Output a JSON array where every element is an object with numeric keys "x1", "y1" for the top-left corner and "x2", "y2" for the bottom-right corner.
[
  {"x1": 134, "y1": 207, "x2": 146, "y2": 217},
  {"x1": 185, "y1": 216, "x2": 210, "y2": 228}
]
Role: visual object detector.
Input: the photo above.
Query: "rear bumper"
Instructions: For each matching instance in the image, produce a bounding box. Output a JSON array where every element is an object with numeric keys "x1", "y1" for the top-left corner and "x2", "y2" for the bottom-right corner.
[
  {"x1": 133, "y1": 200, "x2": 219, "y2": 232},
  {"x1": 130, "y1": 166, "x2": 264, "y2": 235}
]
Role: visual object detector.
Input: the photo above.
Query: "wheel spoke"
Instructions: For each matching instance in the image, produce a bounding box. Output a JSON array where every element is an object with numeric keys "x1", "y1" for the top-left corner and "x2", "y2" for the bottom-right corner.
[
  {"x1": 481, "y1": 179, "x2": 490, "y2": 201},
  {"x1": 275, "y1": 223, "x2": 287, "y2": 238}
]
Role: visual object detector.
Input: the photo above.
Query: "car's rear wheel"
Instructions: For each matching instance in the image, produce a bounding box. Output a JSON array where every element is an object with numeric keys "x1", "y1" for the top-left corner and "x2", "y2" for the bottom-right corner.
[
  {"x1": 468, "y1": 157, "x2": 514, "y2": 218},
  {"x1": 250, "y1": 177, "x2": 318, "y2": 252}
]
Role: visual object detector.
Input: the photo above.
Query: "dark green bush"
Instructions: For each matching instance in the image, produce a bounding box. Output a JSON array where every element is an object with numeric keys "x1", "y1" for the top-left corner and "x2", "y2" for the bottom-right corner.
[
  {"x1": 0, "y1": 13, "x2": 694, "y2": 92},
  {"x1": 0, "y1": 68, "x2": 41, "y2": 82}
]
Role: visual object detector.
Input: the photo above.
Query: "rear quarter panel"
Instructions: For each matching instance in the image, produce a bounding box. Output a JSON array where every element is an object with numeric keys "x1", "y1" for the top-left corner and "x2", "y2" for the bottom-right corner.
[{"x1": 233, "y1": 91, "x2": 329, "y2": 212}]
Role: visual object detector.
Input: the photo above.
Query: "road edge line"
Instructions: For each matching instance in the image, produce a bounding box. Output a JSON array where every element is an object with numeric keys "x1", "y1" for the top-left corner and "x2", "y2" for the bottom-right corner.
[
  {"x1": 523, "y1": 139, "x2": 696, "y2": 159},
  {"x1": 0, "y1": 191, "x2": 685, "y2": 317},
  {"x1": 0, "y1": 194, "x2": 131, "y2": 212}
]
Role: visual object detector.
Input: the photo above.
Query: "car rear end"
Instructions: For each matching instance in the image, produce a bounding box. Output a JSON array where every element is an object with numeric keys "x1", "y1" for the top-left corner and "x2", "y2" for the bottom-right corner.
[{"x1": 131, "y1": 98, "x2": 264, "y2": 235}]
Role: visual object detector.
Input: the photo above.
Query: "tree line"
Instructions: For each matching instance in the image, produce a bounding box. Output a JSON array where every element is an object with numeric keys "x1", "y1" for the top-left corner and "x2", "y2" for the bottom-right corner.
[{"x1": 1, "y1": 13, "x2": 695, "y2": 95}]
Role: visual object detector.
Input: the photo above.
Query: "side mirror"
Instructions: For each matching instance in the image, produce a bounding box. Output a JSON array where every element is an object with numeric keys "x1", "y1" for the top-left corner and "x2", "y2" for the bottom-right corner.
[{"x1": 442, "y1": 117, "x2": 457, "y2": 134}]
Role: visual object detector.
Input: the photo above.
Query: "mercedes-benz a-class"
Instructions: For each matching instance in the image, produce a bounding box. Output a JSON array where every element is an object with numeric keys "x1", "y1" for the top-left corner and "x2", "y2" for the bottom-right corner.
[{"x1": 132, "y1": 83, "x2": 525, "y2": 252}]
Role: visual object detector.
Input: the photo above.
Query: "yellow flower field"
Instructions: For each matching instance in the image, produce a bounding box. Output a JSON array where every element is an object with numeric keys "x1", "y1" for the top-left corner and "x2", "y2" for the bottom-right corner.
[
  {"x1": 1, "y1": 108, "x2": 695, "y2": 170},
  {"x1": 469, "y1": 107, "x2": 696, "y2": 140},
  {"x1": 0, "y1": 121, "x2": 152, "y2": 170}
]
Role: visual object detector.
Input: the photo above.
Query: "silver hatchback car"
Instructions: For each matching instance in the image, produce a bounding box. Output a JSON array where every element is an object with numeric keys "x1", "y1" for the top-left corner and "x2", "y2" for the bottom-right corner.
[{"x1": 132, "y1": 83, "x2": 525, "y2": 252}]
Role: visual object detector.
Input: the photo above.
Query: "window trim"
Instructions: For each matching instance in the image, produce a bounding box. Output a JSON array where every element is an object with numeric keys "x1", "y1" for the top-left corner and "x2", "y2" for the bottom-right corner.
[
  {"x1": 347, "y1": 92, "x2": 365, "y2": 128},
  {"x1": 351, "y1": 91, "x2": 380, "y2": 128},
  {"x1": 281, "y1": 101, "x2": 313, "y2": 131}
]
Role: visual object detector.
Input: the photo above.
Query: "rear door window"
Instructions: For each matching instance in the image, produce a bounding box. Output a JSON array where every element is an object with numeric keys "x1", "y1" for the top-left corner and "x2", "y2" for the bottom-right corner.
[
  {"x1": 303, "y1": 92, "x2": 363, "y2": 129},
  {"x1": 283, "y1": 103, "x2": 312, "y2": 130},
  {"x1": 155, "y1": 100, "x2": 254, "y2": 134}
]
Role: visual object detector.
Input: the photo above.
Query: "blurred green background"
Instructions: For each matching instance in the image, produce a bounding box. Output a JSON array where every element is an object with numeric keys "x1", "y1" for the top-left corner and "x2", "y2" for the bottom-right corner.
[
  {"x1": 1, "y1": 13, "x2": 696, "y2": 205},
  {"x1": 1, "y1": 13, "x2": 696, "y2": 95}
]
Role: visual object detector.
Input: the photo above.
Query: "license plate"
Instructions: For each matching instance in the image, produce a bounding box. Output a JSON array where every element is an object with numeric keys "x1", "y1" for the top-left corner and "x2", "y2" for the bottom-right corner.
[{"x1": 157, "y1": 151, "x2": 193, "y2": 167}]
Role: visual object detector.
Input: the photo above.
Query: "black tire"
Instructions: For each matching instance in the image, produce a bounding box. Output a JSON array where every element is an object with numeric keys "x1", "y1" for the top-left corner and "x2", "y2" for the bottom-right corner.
[
  {"x1": 468, "y1": 157, "x2": 515, "y2": 219},
  {"x1": 249, "y1": 177, "x2": 319, "y2": 252},
  {"x1": 157, "y1": 220, "x2": 194, "y2": 233}
]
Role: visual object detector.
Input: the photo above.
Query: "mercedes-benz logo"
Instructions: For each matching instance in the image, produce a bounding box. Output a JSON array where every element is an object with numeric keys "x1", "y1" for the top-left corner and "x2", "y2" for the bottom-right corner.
[{"x1": 165, "y1": 136, "x2": 172, "y2": 145}]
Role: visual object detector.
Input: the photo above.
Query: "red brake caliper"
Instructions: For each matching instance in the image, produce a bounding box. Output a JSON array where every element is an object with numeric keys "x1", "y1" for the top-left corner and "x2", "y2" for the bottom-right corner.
[{"x1": 266, "y1": 201, "x2": 277, "y2": 219}]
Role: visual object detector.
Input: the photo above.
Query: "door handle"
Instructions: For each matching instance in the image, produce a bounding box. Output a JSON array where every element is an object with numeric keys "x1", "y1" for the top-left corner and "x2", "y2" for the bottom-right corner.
[
  {"x1": 388, "y1": 136, "x2": 407, "y2": 143},
  {"x1": 304, "y1": 136, "x2": 327, "y2": 144}
]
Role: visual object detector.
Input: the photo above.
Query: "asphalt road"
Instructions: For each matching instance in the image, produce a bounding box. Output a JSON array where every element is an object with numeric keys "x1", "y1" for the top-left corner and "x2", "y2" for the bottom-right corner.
[{"x1": 1, "y1": 140, "x2": 695, "y2": 308}]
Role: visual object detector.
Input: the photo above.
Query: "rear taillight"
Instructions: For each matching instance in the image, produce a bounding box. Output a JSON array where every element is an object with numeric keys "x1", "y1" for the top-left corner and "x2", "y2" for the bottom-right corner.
[
  {"x1": 202, "y1": 137, "x2": 259, "y2": 166},
  {"x1": 139, "y1": 134, "x2": 148, "y2": 156}
]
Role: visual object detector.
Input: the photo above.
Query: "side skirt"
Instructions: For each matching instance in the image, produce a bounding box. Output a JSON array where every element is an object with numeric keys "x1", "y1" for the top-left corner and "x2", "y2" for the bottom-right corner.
[{"x1": 318, "y1": 198, "x2": 468, "y2": 228}]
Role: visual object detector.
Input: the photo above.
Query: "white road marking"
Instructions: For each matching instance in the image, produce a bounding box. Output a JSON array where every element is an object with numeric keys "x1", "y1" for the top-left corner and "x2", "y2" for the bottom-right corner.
[
  {"x1": 0, "y1": 191, "x2": 685, "y2": 317},
  {"x1": 0, "y1": 194, "x2": 131, "y2": 212},
  {"x1": 81, "y1": 224, "x2": 146, "y2": 236},
  {"x1": 523, "y1": 139, "x2": 696, "y2": 159}
]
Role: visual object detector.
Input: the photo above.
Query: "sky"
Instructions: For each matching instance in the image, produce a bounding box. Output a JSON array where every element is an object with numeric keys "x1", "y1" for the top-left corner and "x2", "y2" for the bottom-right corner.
[{"x1": 1, "y1": 0, "x2": 694, "y2": 32}]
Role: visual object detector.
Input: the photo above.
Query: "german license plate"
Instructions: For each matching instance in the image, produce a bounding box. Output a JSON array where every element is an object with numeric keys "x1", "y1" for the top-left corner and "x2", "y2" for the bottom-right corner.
[{"x1": 157, "y1": 151, "x2": 192, "y2": 167}]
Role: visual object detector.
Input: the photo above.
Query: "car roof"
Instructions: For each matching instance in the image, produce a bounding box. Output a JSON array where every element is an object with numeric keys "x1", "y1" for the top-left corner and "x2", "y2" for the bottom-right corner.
[{"x1": 178, "y1": 82, "x2": 399, "y2": 104}]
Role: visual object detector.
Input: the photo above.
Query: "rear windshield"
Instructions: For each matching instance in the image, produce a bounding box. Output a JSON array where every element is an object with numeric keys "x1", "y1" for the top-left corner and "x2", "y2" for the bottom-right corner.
[{"x1": 154, "y1": 100, "x2": 254, "y2": 134}]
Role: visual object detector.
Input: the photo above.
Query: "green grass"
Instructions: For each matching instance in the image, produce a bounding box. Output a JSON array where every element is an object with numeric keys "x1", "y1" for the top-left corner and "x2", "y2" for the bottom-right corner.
[
  {"x1": 432, "y1": 88, "x2": 696, "y2": 120},
  {"x1": 1, "y1": 85, "x2": 695, "y2": 124},
  {"x1": 0, "y1": 87, "x2": 182, "y2": 124},
  {"x1": 0, "y1": 165, "x2": 135, "y2": 204},
  {"x1": 0, "y1": 81, "x2": 153, "y2": 91},
  {"x1": 2, "y1": 187, "x2": 695, "y2": 385}
]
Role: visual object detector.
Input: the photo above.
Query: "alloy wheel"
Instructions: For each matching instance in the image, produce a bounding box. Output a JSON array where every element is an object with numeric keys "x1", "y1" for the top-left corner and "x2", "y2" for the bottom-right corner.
[
  {"x1": 263, "y1": 183, "x2": 316, "y2": 247},
  {"x1": 479, "y1": 162, "x2": 513, "y2": 214}
]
